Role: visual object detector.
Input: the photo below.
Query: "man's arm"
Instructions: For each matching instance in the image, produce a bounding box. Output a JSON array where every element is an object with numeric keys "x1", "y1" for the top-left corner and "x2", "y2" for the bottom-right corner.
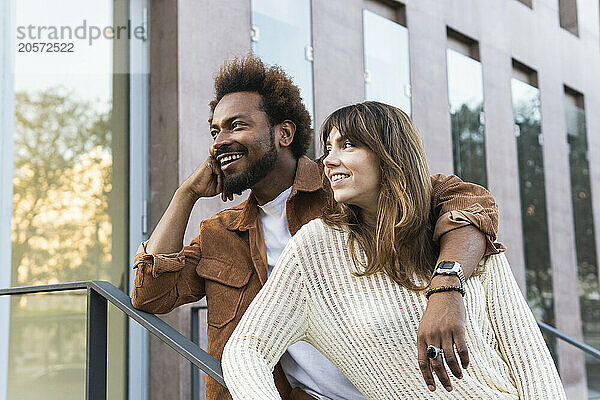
[
  {"x1": 418, "y1": 174, "x2": 502, "y2": 392},
  {"x1": 131, "y1": 156, "x2": 223, "y2": 313},
  {"x1": 417, "y1": 225, "x2": 485, "y2": 392},
  {"x1": 146, "y1": 156, "x2": 223, "y2": 254}
]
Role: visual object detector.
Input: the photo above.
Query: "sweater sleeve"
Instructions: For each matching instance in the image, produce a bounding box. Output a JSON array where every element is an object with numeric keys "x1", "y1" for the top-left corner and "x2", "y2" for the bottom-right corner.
[
  {"x1": 222, "y1": 240, "x2": 308, "y2": 400},
  {"x1": 483, "y1": 254, "x2": 567, "y2": 399}
]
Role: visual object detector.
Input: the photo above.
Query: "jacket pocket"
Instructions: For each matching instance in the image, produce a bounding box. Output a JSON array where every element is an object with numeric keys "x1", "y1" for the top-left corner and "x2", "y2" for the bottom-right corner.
[{"x1": 196, "y1": 258, "x2": 253, "y2": 328}]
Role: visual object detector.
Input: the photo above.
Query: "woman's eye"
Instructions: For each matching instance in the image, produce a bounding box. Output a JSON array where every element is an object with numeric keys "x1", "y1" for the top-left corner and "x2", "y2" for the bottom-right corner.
[{"x1": 344, "y1": 140, "x2": 354, "y2": 148}]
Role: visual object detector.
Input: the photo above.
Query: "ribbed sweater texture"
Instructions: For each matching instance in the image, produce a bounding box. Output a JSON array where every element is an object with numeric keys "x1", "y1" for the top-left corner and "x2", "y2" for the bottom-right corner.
[{"x1": 223, "y1": 219, "x2": 566, "y2": 399}]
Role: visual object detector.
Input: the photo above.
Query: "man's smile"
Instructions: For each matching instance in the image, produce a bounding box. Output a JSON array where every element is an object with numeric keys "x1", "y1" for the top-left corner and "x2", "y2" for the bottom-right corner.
[{"x1": 215, "y1": 146, "x2": 248, "y2": 171}]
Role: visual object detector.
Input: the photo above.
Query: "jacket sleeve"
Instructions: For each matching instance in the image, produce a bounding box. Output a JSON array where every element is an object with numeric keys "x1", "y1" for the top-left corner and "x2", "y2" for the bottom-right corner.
[
  {"x1": 130, "y1": 230, "x2": 205, "y2": 314},
  {"x1": 430, "y1": 174, "x2": 505, "y2": 256},
  {"x1": 222, "y1": 240, "x2": 308, "y2": 400},
  {"x1": 483, "y1": 254, "x2": 567, "y2": 399}
]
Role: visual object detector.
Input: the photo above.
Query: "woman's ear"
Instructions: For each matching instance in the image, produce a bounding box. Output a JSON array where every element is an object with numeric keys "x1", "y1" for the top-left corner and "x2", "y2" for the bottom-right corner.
[{"x1": 278, "y1": 120, "x2": 296, "y2": 148}]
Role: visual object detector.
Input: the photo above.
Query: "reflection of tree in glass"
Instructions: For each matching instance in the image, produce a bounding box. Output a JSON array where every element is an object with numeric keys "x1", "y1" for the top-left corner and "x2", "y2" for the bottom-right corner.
[
  {"x1": 567, "y1": 105, "x2": 599, "y2": 299},
  {"x1": 566, "y1": 104, "x2": 600, "y2": 390},
  {"x1": 9, "y1": 88, "x2": 113, "y2": 400},
  {"x1": 11, "y1": 88, "x2": 113, "y2": 288},
  {"x1": 450, "y1": 103, "x2": 487, "y2": 187},
  {"x1": 513, "y1": 92, "x2": 558, "y2": 362}
]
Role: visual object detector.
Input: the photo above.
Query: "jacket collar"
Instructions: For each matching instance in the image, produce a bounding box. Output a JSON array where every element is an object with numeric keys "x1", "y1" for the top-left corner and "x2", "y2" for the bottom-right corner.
[
  {"x1": 290, "y1": 156, "x2": 323, "y2": 194},
  {"x1": 225, "y1": 156, "x2": 323, "y2": 231}
]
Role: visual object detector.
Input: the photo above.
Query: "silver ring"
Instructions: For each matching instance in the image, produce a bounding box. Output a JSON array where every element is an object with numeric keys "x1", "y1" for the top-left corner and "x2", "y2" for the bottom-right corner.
[{"x1": 427, "y1": 345, "x2": 444, "y2": 359}]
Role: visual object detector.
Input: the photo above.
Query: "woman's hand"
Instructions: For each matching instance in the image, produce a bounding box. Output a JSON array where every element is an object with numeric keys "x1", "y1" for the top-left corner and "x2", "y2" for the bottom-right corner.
[{"x1": 417, "y1": 278, "x2": 469, "y2": 392}]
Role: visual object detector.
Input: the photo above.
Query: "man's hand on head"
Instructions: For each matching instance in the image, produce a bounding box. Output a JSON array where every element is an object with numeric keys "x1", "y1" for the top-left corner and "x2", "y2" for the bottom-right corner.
[{"x1": 180, "y1": 156, "x2": 224, "y2": 201}]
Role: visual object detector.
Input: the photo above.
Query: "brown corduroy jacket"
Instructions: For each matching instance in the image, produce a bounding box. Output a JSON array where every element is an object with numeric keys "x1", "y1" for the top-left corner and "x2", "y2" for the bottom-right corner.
[{"x1": 131, "y1": 156, "x2": 503, "y2": 400}]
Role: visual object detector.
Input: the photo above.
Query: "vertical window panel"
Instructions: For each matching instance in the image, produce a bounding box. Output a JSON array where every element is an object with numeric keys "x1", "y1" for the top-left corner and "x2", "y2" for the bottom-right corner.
[
  {"x1": 250, "y1": 0, "x2": 314, "y2": 137},
  {"x1": 564, "y1": 87, "x2": 600, "y2": 396},
  {"x1": 559, "y1": 0, "x2": 579, "y2": 36},
  {"x1": 8, "y1": 1, "x2": 129, "y2": 399},
  {"x1": 362, "y1": 8, "x2": 411, "y2": 115},
  {"x1": 511, "y1": 75, "x2": 557, "y2": 363},
  {"x1": 446, "y1": 48, "x2": 487, "y2": 187},
  {"x1": 516, "y1": 0, "x2": 533, "y2": 8}
]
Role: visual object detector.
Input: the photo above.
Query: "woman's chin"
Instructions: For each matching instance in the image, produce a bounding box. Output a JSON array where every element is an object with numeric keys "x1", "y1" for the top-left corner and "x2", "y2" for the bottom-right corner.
[{"x1": 333, "y1": 193, "x2": 347, "y2": 204}]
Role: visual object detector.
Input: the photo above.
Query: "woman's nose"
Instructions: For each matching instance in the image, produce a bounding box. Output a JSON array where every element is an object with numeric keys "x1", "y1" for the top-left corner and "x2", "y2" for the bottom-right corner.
[{"x1": 323, "y1": 150, "x2": 340, "y2": 167}]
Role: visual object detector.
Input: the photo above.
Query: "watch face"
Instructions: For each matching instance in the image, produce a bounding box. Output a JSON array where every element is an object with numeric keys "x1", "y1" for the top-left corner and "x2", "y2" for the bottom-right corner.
[{"x1": 439, "y1": 261, "x2": 455, "y2": 270}]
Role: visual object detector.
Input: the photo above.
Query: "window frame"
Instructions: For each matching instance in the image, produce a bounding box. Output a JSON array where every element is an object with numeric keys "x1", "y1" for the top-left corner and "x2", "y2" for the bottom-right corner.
[
  {"x1": 128, "y1": 0, "x2": 150, "y2": 398},
  {"x1": 361, "y1": 5, "x2": 412, "y2": 115},
  {"x1": 0, "y1": 0, "x2": 16, "y2": 398},
  {"x1": 0, "y1": 1, "x2": 150, "y2": 398}
]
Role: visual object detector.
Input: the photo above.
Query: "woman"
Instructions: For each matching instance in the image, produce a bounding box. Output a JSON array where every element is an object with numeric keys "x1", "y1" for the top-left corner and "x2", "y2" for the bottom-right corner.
[{"x1": 222, "y1": 102, "x2": 566, "y2": 399}]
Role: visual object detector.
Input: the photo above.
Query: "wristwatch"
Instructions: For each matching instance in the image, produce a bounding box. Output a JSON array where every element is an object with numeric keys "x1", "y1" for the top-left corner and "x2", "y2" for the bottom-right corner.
[{"x1": 431, "y1": 261, "x2": 466, "y2": 289}]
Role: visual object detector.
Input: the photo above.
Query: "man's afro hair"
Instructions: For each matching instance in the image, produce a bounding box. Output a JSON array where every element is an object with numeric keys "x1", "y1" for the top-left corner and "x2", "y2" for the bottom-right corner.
[{"x1": 209, "y1": 55, "x2": 313, "y2": 159}]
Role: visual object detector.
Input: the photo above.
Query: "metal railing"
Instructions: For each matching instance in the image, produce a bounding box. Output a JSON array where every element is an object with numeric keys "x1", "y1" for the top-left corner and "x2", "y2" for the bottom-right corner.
[
  {"x1": 537, "y1": 320, "x2": 600, "y2": 360},
  {"x1": 2, "y1": 281, "x2": 599, "y2": 400},
  {"x1": 0, "y1": 281, "x2": 226, "y2": 400},
  {"x1": 191, "y1": 304, "x2": 208, "y2": 400}
]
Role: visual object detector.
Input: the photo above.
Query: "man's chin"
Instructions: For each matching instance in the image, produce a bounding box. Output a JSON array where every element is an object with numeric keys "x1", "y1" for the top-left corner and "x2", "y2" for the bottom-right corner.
[{"x1": 223, "y1": 173, "x2": 252, "y2": 194}]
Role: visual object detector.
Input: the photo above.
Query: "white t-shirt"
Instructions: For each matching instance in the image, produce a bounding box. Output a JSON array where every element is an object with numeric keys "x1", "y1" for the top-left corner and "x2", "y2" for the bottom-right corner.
[{"x1": 257, "y1": 187, "x2": 366, "y2": 400}]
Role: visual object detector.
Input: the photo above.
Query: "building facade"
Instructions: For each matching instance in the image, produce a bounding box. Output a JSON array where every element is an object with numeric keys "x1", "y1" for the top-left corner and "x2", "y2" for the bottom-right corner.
[{"x1": 1, "y1": 0, "x2": 599, "y2": 399}]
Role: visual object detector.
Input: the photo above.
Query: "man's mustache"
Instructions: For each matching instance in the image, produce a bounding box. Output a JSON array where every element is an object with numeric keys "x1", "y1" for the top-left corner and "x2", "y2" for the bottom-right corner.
[{"x1": 214, "y1": 145, "x2": 248, "y2": 158}]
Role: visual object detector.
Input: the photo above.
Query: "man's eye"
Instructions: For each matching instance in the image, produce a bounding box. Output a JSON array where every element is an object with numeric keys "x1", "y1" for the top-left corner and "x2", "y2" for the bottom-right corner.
[
  {"x1": 232, "y1": 121, "x2": 244, "y2": 129},
  {"x1": 344, "y1": 140, "x2": 354, "y2": 148},
  {"x1": 210, "y1": 130, "x2": 218, "y2": 139}
]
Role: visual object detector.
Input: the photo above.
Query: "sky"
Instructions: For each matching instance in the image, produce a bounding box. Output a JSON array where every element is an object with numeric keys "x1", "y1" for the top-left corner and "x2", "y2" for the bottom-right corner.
[{"x1": 14, "y1": 0, "x2": 128, "y2": 106}]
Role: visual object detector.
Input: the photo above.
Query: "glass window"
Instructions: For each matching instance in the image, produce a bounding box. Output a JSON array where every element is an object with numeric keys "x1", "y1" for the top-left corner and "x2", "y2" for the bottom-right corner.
[
  {"x1": 516, "y1": 0, "x2": 533, "y2": 8},
  {"x1": 8, "y1": 1, "x2": 131, "y2": 398},
  {"x1": 446, "y1": 48, "x2": 487, "y2": 187},
  {"x1": 559, "y1": 0, "x2": 579, "y2": 36},
  {"x1": 564, "y1": 88, "x2": 600, "y2": 397},
  {"x1": 363, "y1": 9, "x2": 411, "y2": 115},
  {"x1": 518, "y1": 0, "x2": 533, "y2": 8},
  {"x1": 250, "y1": 0, "x2": 314, "y2": 139},
  {"x1": 511, "y1": 76, "x2": 557, "y2": 363}
]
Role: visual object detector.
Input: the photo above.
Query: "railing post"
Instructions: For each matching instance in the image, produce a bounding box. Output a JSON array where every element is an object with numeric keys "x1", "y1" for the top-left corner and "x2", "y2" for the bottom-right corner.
[
  {"x1": 191, "y1": 306, "x2": 201, "y2": 400},
  {"x1": 86, "y1": 287, "x2": 107, "y2": 400}
]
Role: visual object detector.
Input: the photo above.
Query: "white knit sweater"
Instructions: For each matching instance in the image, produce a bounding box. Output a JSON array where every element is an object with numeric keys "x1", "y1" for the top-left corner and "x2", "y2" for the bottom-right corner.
[{"x1": 222, "y1": 219, "x2": 566, "y2": 399}]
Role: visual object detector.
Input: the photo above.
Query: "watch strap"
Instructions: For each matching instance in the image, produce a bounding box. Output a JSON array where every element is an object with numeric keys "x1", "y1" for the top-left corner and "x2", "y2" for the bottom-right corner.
[{"x1": 432, "y1": 261, "x2": 466, "y2": 289}]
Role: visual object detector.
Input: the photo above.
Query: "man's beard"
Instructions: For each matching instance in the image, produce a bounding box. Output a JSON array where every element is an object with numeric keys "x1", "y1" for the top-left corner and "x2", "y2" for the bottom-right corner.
[{"x1": 222, "y1": 126, "x2": 278, "y2": 194}]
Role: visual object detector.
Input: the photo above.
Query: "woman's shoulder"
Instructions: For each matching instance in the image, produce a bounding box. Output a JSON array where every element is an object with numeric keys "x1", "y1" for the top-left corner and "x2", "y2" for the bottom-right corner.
[
  {"x1": 477, "y1": 252, "x2": 512, "y2": 284},
  {"x1": 291, "y1": 218, "x2": 348, "y2": 248}
]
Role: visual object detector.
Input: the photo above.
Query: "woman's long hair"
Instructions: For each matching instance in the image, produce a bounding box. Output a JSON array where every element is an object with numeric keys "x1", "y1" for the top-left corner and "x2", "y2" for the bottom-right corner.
[{"x1": 320, "y1": 102, "x2": 438, "y2": 291}]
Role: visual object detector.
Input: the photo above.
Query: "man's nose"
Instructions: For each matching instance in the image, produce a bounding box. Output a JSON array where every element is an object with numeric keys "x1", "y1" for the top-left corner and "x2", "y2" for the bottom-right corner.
[{"x1": 209, "y1": 130, "x2": 233, "y2": 156}]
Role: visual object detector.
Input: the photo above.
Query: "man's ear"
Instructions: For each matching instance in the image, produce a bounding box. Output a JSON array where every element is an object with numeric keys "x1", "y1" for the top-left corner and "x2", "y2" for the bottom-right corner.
[{"x1": 278, "y1": 120, "x2": 296, "y2": 148}]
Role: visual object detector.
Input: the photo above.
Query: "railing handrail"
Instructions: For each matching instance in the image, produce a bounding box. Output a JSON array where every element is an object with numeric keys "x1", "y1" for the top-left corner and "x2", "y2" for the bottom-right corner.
[
  {"x1": 2, "y1": 281, "x2": 599, "y2": 399},
  {"x1": 537, "y1": 320, "x2": 600, "y2": 360},
  {"x1": 0, "y1": 280, "x2": 225, "y2": 399}
]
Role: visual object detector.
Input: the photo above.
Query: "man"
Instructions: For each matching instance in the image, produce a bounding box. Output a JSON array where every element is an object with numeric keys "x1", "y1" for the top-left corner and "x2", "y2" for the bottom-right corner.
[{"x1": 132, "y1": 55, "x2": 502, "y2": 399}]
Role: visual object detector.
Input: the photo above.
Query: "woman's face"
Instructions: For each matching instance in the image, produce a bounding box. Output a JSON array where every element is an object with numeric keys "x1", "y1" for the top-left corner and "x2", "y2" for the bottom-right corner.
[{"x1": 323, "y1": 128, "x2": 381, "y2": 215}]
